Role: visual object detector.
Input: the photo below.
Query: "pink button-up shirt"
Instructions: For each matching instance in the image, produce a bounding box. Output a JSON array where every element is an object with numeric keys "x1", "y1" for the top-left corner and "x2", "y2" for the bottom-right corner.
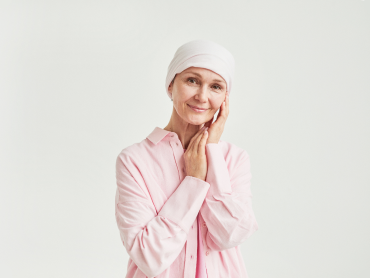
[
  {"x1": 115, "y1": 127, "x2": 258, "y2": 278},
  {"x1": 184, "y1": 147, "x2": 207, "y2": 278}
]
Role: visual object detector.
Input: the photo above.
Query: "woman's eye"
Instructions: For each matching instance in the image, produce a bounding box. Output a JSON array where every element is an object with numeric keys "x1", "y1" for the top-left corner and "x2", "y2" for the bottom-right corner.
[
  {"x1": 213, "y1": 85, "x2": 221, "y2": 90},
  {"x1": 188, "y1": 78, "x2": 197, "y2": 84}
]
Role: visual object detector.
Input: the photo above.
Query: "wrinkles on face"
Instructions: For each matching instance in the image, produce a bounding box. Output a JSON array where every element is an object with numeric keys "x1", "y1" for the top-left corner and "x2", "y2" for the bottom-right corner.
[{"x1": 169, "y1": 67, "x2": 226, "y2": 125}]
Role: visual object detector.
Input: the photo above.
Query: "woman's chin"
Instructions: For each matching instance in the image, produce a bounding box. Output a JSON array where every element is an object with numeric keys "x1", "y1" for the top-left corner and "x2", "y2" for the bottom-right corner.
[{"x1": 184, "y1": 116, "x2": 207, "y2": 126}]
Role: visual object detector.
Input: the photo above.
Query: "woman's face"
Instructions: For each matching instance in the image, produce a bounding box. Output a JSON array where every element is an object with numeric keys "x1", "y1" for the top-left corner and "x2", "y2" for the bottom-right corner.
[{"x1": 168, "y1": 67, "x2": 227, "y2": 125}]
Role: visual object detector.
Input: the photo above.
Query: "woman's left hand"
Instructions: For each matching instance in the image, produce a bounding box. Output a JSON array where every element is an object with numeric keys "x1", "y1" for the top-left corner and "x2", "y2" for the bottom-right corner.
[{"x1": 203, "y1": 94, "x2": 229, "y2": 144}]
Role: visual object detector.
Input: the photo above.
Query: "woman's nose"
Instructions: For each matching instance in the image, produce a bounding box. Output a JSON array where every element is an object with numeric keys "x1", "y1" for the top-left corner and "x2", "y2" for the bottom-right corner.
[{"x1": 195, "y1": 85, "x2": 208, "y2": 101}]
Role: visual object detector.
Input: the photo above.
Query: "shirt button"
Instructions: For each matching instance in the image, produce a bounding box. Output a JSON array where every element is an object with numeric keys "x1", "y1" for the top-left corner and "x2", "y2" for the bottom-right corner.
[
  {"x1": 203, "y1": 222, "x2": 206, "y2": 227},
  {"x1": 190, "y1": 255, "x2": 193, "y2": 259},
  {"x1": 206, "y1": 251, "x2": 209, "y2": 256},
  {"x1": 171, "y1": 135, "x2": 174, "y2": 137},
  {"x1": 176, "y1": 143, "x2": 178, "y2": 146},
  {"x1": 191, "y1": 225, "x2": 193, "y2": 229}
]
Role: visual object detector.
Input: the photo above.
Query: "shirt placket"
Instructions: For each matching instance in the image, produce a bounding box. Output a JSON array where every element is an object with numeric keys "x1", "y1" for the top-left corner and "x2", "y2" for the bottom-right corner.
[
  {"x1": 168, "y1": 134, "x2": 198, "y2": 278},
  {"x1": 168, "y1": 134, "x2": 185, "y2": 181},
  {"x1": 199, "y1": 211, "x2": 212, "y2": 277}
]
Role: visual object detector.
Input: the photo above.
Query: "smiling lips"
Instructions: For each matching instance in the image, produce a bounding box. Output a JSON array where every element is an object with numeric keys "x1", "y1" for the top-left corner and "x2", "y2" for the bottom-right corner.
[{"x1": 188, "y1": 104, "x2": 208, "y2": 113}]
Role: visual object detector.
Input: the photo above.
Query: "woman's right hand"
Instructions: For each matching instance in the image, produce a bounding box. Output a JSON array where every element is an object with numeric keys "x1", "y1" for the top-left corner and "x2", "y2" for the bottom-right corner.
[{"x1": 184, "y1": 126, "x2": 209, "y2": 181}]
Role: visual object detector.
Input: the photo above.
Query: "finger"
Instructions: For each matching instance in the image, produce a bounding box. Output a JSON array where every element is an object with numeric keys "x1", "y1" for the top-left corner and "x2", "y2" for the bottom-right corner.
[
  {"x1": 198, "y1": 128, "x2": 208, "y2": 154},
  {"x1": 213, "y1": 107, "x2": 222, "y2": 125},
  {"x1": 193, "y1": 127, "x2": 207, "y2": 154},
  {"x1": 225, "y1": 94, "x2": 229, "y2": 115},
  {"x1": 220, "y1": 98, "x2": 226, "y2": 116},
  {"x1": 187, "y1": 126, "x2": 206, "y2": 151},
  {"x1": 215, "y1": 101, "x2": 227, "y2": 123}
]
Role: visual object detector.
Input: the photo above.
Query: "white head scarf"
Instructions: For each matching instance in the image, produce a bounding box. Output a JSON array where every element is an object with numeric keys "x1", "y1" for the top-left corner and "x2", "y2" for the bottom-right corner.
[{"x1": 165, "y1": 39, "x2": 235, "y2": 100}]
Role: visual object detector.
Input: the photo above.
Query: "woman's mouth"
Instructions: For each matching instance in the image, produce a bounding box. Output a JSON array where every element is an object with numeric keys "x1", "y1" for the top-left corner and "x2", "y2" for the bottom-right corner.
[{"x1": 187, "y1": 104, "x2": 208, "y2": 113}]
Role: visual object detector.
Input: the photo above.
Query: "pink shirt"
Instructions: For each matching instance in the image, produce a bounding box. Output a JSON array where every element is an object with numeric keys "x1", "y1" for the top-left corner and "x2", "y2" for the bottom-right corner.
[
  {"x1": 115, "y1": 127, "x2": 258, "y2": 278},
  {"x1": 183, "y1": 148, "x2": 207, "y2": 278}
]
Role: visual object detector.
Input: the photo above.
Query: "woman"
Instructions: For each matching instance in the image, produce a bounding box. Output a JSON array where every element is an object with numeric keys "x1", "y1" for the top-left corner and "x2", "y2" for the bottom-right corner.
[{"x1": 115, "y1": 40, "x2": 259, "y2": 278}]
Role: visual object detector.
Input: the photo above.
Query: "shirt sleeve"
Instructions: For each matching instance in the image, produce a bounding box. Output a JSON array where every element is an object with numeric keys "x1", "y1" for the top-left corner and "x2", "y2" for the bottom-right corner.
[
  {"x1": 200, "y1": 143, "x2": 259, "y2": 251},
  {"x1": 115, "y1": 152, "x2": 210, "y2": 278}
]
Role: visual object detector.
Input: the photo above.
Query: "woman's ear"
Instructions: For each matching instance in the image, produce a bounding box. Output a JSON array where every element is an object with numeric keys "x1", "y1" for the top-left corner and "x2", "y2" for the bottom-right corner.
[
  {"x1": 168, "y1": 78, "x2": 175, "y2": 94},
  {"x1": 168, "y1": 82, "x2": 173, "y2": 93}
]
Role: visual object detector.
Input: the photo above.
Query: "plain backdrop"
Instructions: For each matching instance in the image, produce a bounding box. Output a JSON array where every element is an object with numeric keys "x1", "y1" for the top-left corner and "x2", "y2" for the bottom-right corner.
[{"x1": 1, "y1": 1, "x2": 369, "y2": 277}]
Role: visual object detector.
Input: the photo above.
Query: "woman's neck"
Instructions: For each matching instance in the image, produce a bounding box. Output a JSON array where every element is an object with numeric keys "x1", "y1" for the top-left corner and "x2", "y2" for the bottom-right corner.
[{"x1": 163, "y1": 108, "x2": 204, "y2": 149}]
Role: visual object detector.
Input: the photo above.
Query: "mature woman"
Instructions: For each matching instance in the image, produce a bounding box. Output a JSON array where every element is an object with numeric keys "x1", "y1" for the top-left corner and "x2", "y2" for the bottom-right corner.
[{"x1": 115, "y1": 40, "x2": 259, "y2": 278}]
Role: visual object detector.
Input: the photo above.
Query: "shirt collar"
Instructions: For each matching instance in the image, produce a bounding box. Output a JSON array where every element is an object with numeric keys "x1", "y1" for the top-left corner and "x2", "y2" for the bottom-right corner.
[{"x1": 146, "y1": 127, "x2": 175, "y2": 145}]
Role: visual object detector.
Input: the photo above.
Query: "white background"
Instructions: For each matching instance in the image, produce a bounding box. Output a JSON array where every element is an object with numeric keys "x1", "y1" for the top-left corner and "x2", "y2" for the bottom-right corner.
[{"x1": 1, "y1": 1, "x2": 369, "y2": 277}]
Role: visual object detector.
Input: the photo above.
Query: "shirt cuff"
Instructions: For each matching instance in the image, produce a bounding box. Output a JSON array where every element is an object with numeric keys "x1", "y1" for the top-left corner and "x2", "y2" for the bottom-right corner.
[
  {"x1": 205, "y1": 143, "x2": 232, "y2": 197},
  {"x1": 158, "y1": 175, "x2": 210, "y2": 233}
]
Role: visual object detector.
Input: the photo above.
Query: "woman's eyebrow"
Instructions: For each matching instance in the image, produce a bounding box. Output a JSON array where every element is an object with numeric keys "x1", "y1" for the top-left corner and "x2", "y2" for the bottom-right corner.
[{"x1": 184, "y1": 71, "x2": 225, "y2": 84}]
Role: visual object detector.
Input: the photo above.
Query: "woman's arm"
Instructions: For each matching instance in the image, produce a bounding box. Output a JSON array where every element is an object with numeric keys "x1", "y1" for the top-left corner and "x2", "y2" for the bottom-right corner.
[
  {"x1": 200, "y1": 143, "x2": 259, "y2": 251},
  {"x1": 115, "y1": 152, "x2": 210, "y2": 278}
]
